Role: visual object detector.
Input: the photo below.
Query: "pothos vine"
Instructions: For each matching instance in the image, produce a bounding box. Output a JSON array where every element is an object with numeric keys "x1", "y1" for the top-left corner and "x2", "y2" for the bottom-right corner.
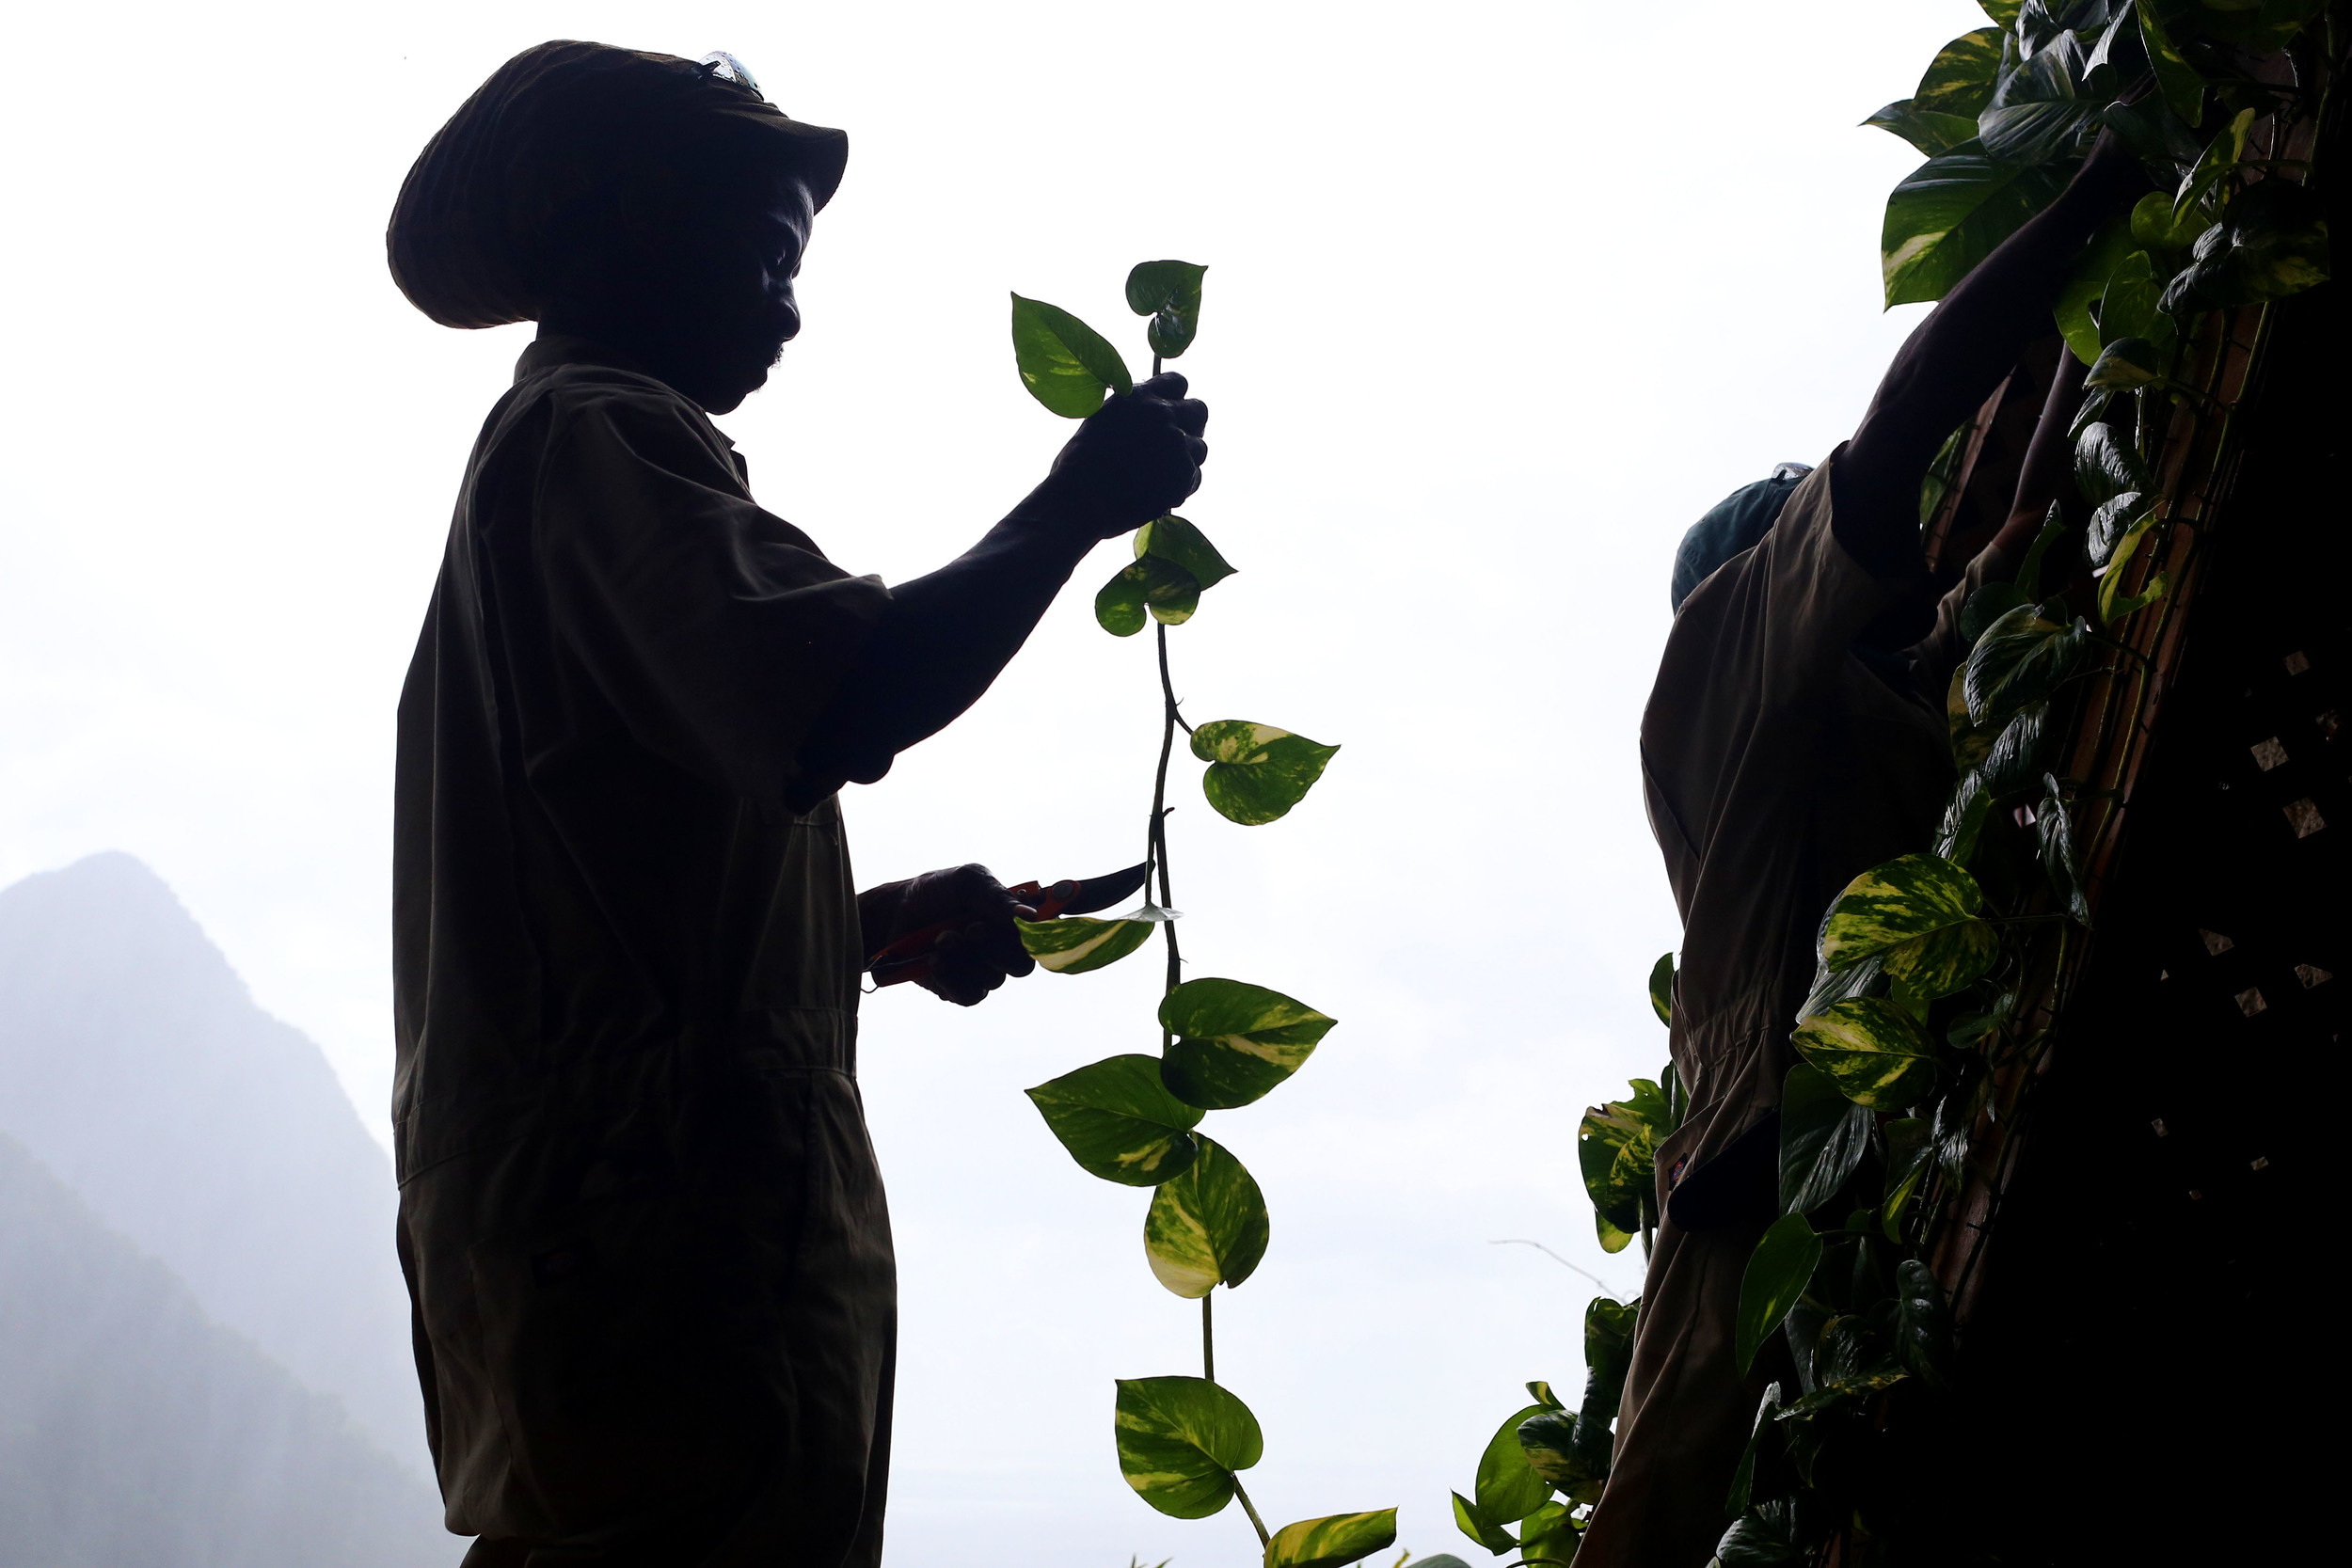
[
  {"x1": 1459, "y1": 3, "x2": 2333, "y2": 1565},
  {"x1": 1002, "y1": 264, "x2": 1398, "y2": 1568}
]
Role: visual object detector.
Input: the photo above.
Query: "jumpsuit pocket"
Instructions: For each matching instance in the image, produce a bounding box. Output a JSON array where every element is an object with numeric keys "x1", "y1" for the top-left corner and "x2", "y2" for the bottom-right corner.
[{"x1": 468, "y1": 1189, "x2": 767, "y2": 1535}]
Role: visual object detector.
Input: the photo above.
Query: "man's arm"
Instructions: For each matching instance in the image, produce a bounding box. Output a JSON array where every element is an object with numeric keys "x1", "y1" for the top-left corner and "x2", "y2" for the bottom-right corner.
[
  {"x1": 1835, "y1": 131, "x2": 2151, "y2": 573},
  {"x1": 798, "y1": 372, "x2": 1208, "y2": 791}
]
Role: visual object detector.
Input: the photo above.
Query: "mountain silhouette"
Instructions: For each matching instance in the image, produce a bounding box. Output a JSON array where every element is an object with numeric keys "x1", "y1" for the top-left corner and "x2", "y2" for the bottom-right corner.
[
  {"x1": 0, "y1": 1128, "x2": 448, "y2": 1563},
  {"x1": 0, "y1": 853, "x2": 423, "y2": 1471}
]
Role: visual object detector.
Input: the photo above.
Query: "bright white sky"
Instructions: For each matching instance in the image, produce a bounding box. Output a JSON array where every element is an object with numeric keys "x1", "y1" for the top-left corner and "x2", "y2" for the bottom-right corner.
[{"x1": 1, "y1": 1, "x2": 1987, "y2": 1561}]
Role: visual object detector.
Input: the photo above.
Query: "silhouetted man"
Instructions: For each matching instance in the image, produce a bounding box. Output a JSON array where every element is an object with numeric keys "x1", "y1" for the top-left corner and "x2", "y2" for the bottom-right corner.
[
  {"x1": 385, "y1": 41, "x2": 1207, "y2": 1568},
  {"x1": 1581, "y1": 130, "x2": 2145, "y2": 1568}
]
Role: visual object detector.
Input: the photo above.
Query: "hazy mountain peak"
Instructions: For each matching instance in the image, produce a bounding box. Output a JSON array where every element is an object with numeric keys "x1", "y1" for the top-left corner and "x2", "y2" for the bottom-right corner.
[{"x1": 0, "y1": 852, "x2": 424, "y2": 1472}]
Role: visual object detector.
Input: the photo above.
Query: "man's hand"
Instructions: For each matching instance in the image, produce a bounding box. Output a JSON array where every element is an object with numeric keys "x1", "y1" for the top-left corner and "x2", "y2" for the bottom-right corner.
[
  {"x1": 858, "y1": 863, "x2": 1038, "y2": 1006},
  {"x1": 1039, "y1": 372, "x2": 1210, "y2": 538}
]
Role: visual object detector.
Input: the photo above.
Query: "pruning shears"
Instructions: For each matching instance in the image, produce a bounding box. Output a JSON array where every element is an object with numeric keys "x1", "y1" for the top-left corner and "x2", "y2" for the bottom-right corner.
[{"x1": 865, "y1": 861, "x2": 1152, "y2": 989}]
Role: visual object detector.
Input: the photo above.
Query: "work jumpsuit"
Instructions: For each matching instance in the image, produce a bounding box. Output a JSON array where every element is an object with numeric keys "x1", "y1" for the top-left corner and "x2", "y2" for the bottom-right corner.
[
  {"x1": 1579, "y1": 451, "x2": 2001, "y2": 1568},
  {"x1": 392, "y1": 336, "x2": 897, "y2": 1567}
]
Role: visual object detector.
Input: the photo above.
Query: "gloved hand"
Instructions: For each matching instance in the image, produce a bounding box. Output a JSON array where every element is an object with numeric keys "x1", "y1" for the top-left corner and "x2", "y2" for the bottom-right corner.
[
  {"x1": 857, "y1": 863, "x2": 1039, "y2": 1006},
  {"x1": 1038, "y1": 372, "x2": 1210, "y2": 538}
]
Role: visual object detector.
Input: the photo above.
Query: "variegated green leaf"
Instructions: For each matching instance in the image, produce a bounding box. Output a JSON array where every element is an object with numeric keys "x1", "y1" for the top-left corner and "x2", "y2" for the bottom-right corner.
[
  {"x1": 1818, "y1": 853, "x2": 1997, "y2": 997},
  {"x1": 1113, "y1": 1375, "x2": 1262, "y2": 1519},
  {"x1": 1096, "y1": 555, "x2": 1200, "y2": 636},
  {"x1": 1648, "y1": 951, "x2": 1676, "y2": 1026},
  {"x1": 1863, "y1": 100, "x2": 1981, "y2": 157},
  {"x1": 2172, "y1": 107, "x2": 2255, "y2": 226},
  {"x1": 2098, "y1": 510, "x2": 2168, "y2": 624},
  {"x1": 1882, "y1": 145, "x2": 2073, "y2": 309},
  {"x1": 1010, "y1": 293, "x2": 1133, "y2": 418},
  {"x1": 1963, "y1": 601, "x2": 2089, "y2": 726},
  {"x1": 1142, "y1": 1136, "x2": 1270, "y2": 1298},
  {"x1": 2131, "y1": 189, "x2": 2208, "y2": 253},
  {"x1": 1798, "y1": 952, "x2": 1884, "y2": 1025},
  {"x1": 1571, "y1": 1295, "x2": 1639, "y2": 1478},
  {"x1": 1778, "y1": 1063, "x2": 1873, "y2": 1216},
  {"x1": 2086, "y1": 491, "x2": 2154, "y2": 570},
  {"x1": 1736, "y1": 1214, "x2": 1822, "y2": 1374},
  {"x1": 2038, "y1": 773, "x2": 2092, "y2": 926},
  {"x1": 1452, "y1": 1491, "x2": 1518, "y2": 1555},
  {"x1": 1026, "y1": 1054, "x2": 1202, "y2": 1187},
  {"x1": 1933, "y1": 780, "x2": 1992, "y2": 866},
  {"x1": 1158, "y1": 977, "x2": 1336, "y2": 1109},
  {"x1": 1190, "y1": 721, "x2": 1340, "y2": 826},
  {"x1": 1976, "y1": 701, "x2": 2052, "y2": 802},
  {"x1": 1018, "y1": 914, "x2": 1155, "y2": 974},
  {"x1": 1474, "y1": 1403, "x2": 1554, "y2": 1524},
  {"x1": 2086, "y1": 336, "x2": 2161, "y2": 392},
  {"x1": 1578, "y1": 1079, "x2": 1671, "y2": 1253},
  {"x1": 2098, "y1": 252, "x2": 2168, "y2": 350},
  {"x1": 1792, "y1": 998, "x2": 1941, "y2": 1110},
  {"x1": 2074, "y1": 421, "x2": 2153, "y2": 503},
  {"x1": 2054, "y1": 213, "x2": 2135, "y2": 365},
  {"x1": 1893, "y1": 1259, "x2": 1955, "y2": 1394},
  {"x1": 1881, "y1": 1117, "x2": 1932, "y2": 1241},
  {"x1": 1912, "y1": 26, "x2": 2005, "y2": 118},
  {"x1": 2137, "y1": 0, "x2": 2204, "y2": 126},
  {"x1": 1264, "y1": 1509, "x2": 1398, "y2": 1568},
  {"x1": 1125, "y1": 260, "x2": 1209, "y2": 361},
  {"x1": 1516, "y1": 1501, "x2": 1579, "y2": 1566},
  {"x1": 1947, "y1": 667, "x2": 1994, "y2": 772},
  {"x1": 1136, "y1": 514, "x2": 1235, "y2": 594},
  {"x1": 1516, "y1": 1408, "x2": 1589, "y2": 1493}
]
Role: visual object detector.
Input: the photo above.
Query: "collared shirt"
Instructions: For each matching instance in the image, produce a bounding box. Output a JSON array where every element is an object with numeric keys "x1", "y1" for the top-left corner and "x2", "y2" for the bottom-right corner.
[
  {"x1": 1640, "y1": 451, "x2": 1999, "y2": 1166},
  {"x1": 391, "y1": 334, "x2": 890, "y2": 1180}
]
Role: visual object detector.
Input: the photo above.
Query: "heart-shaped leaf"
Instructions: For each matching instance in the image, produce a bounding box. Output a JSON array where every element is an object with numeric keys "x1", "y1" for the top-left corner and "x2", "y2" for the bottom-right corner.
[
  {"x1": 1026, "y1": 1054, "x2": 1202, "y2": 1186},
  {"x1": 1264, "y1": 1509, "x2": 1398, "y2": 1568},
  {"x1": 1864, "y1": 100, "x2": 1983, "y2": 156},
  {"x1": 1516, "y1": 1408, "x2": 1589, "y2": 1492},
  {"x1": 1883, "y1": 145, "x2": 2074, "y2": 308},
  {"x1": 1881, "y1": 1117, "x2": 1932, "y2": 1240},
  {"x1": 1572, "y1": 1295, "x2": 1640, "y2": 1476},
  {"x1": 1736, "y1": 1215, "x2": 1823, "y2": 1374},
  {"x1": 1096, "y1": 555, "x2": 1201, "y2": 636},
  {"x1": 1159, "y1": 977, "x2": 1336, "y2": 1109},
  {"x1": 1974, "y1": 701, "x2": 2053, "y2": 802},
  {"x1": 2075, "y1": 420, "x2": 2153, "y2": 503},
  {"x1": 1474, "y1": 1403, "x2": 1555, "y2": 1523},
  {"x1": 1793, "y1": 998, "x2": 1942, "y2": 1110},
  {"x1": 2136, "y1": 0, "x2": 2205, "y2": 125},
  {"x1": 1579, "y1": 1080, "x2": 1671, "y2": 1252},
  {"x1": 1648, "y1": 951, "x2": 1677, "y2": 1025},
  {"x1": 2098, "y1": 250, "x2": 2166, "y2": 347},
  {"x1": 2163, "y1": 180, "x2": 2332, "y2": 311},
  {"x1": 2130, "y1": 189, "x2": 2208, "y2": 253},
  {"x1": 1010, "y1": 293, "x2": 1133, "y2": 418},
  {"x1": 2097, "y1": 505, "x2": 2168, "y2": 623},
  {"x1": 2037, "y1": 774, "x2": 2093, "y2": 924},
  {"x1": 2171, "y1": 107, "x2": 2255, "y2": 226},
  {"x1": 1124, "y1": 260, "x2": 1208, "y2": 361},
  {"x1": 1963, "y1": 601, "x2": 2089, "y2": 726},
  {"x1": 2054, "y1": 213, "x2": 2137, "y2": 364},
  {"x1": 1818, "y1": 853, "x2": 1998, "y2": 998},
  {"x1": 1136, "y1": 514, "x2": 1236, "y2": 592},
  {"x1": 1018, "y1": 915, "x2": 1155, "y2": 974},
  {"x1": 2086, "y1": 335, "x2": 2161, "y2": 391},
  {"x1": 1451, "y1": 1491, "x2": 1518, "y2": 1555},
  {"x1": 2086, "y1": 490, "x2": 2154, "y2": 569},
  {"x1": 1143, "y1": 1135, "x2": 1271, "y2": 1297},
  {"x1": 1893, "y1": 1259, "x2": 1955, "y2": 1393},
  {"x1": 1191, "y1": 721, "x2": 1340, "y2": 825},
  {"x1": 1113, "y1": 1375, "x2": 1262, "y2": 1518},
  {"x1": 1779, "y1": 1064, "x2": 1874, "y2": 1216},
  {"x1": 1913, "y1": 26, "x2": 2007, "y2": 117},
  {"x1": 1716, "y1": 1500, "x2": 1801, "y2": 1568}
]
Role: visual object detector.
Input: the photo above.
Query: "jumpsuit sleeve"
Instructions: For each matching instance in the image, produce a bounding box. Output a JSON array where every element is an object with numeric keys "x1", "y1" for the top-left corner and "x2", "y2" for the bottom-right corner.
[
  {"x1": 530, "y1": 382, "x2": 893, "y2": 801},
  {"x1": 1642, "y1": 447, "x2": 1925, "y2": 879}
]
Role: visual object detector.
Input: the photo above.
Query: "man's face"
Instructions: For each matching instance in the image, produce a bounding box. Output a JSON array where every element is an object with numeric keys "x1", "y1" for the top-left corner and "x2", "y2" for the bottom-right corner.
[{"x1": 642, "y1": 164, "x2": 818, "y2": 413}]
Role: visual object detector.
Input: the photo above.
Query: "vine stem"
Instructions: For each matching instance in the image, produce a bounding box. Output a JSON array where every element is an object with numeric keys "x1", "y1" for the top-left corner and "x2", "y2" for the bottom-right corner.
[
  {"x1": 1144, "y1": 345, "x2": 1257, "y2": 1550},
  {"x1": 1231, "y1": 1475, "x2": 1273, "y2": 1548}
]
